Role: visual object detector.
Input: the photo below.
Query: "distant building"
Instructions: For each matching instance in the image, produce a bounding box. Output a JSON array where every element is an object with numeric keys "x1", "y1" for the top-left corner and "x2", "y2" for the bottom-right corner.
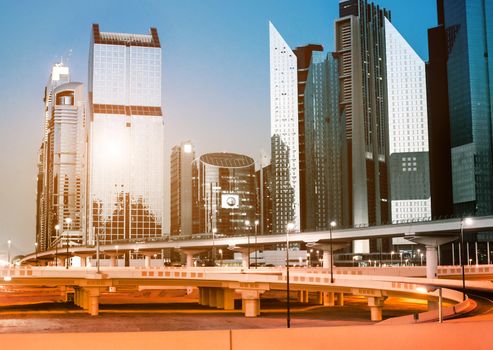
[
  {"x1": 192, "y1": 153, "x2": 256, "y2": 235},
  {"x1": 256, "y1": 163, "x2": 273, "y2": 235},
  {"x1": 88, "y1": 24, "x2": 164, "y2": 244},
  {"x1": 170, "y1": 141, "x2": 195, "y2": 236},
  {"x1": 426, "y1": 0, "x2": 454, "y2": 218},
  {"x1": 335, "y1": 0, "x2": 431, "y2": 252},
  {"x1": 293, "y1": 44, "x2": 324, "y2": 231},
  {"x1": 304, "y1": 52, "x2": 343, "y2": 231},
  {"x1": 269, "y1": 22, "x2": 300, "y2": 233},
  {"x1": 35, "y1": 63, "x2": 87, "y2": 251},
  {"x1": 442, "y1": 0, "x2": 493, "y2": 216}
]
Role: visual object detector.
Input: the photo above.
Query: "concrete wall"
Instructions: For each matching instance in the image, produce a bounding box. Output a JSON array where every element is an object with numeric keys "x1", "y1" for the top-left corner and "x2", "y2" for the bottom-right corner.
[{"x1": 1, "y1": 322, "x2": 492, "y2": 350}]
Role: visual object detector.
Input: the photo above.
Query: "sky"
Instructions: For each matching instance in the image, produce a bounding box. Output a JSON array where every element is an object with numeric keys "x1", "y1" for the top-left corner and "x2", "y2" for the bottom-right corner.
[{"x1": 0, "y1": 0, "x2": 437, "y2": 255}]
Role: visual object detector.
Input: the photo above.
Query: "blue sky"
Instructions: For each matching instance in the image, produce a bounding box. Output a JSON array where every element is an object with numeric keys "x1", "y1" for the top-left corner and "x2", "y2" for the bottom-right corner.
[{"x1": 0, "y1": 0, "x2": 436, "y2": 253}]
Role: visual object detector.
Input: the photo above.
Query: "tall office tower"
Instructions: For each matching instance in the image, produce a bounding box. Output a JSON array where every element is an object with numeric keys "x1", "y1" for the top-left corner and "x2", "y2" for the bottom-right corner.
[
  {"x1": 170, "y1": 141, "x2": 195, "y2": 236},
  {"x1": 385, "y1": 18, "x2": 431, "y2": 223},
  {"x1": 304, "y1": 52, "x2": 343, "y2": 231},
  {"x1": 426, "y1": 0, "x2": 454, "y2": 218},
  {"x1": 36, "y1": 64, "x2": 87, "y2": 252},
  {"x1": 335, "y1": 0, "x2": 431, "y2": 252},
  {"x1": 88, "y1": 24, "x2": 164, "y2": 244},
  {"x1": 442, "y1": 0, "x2": 493, "y2": 216},
  {"x1": 192, "y1": 153, "x2": 257, "y2": 235},
  {"x1": 269, "y1": 22, "x2": 300, "y2": 233},
  {"x1": 256, "y1": 163, "x2": 273, "y2": 235},
  {"x1": 293, "y1": 44, "x2": 324, "y2": 231}
]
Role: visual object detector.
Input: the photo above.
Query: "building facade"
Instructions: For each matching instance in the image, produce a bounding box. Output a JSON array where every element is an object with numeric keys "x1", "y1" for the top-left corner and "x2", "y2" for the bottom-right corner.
[
  {"x1": 426, "y1": 0, "x2": 454, "y2": 219},
  {"x1": 170, "y1": 141, "x2": 195, "y2": 236},
  {"x1": 304, "y1": 52, "x2": 343, "y2": 231},
  {"x1": 256, "y1": 163, "x2": 273, "y2": 235},
  {"x1": 36, "y1": 64, "x2": 87, "y2": 251},
  {"x1": 293, "y1": 44, "x2": 324, "y2": 232},
  {"x1": 88, "y1": 24, "x2": 164, "y2": 244},
  {"x1": 269, "y1": 22, "x2": 300, "y2": 233},
  {"x1": 192, "y1": 153, "x2": 256, "y2": 236},
  {"x1": 335, "y1": 0, "x2": 431, "y2": 252},
  {"x1": 385, "y1": 18, "x2": 431, "y2": 223},
  {"x1": 443, "y1": 0, "x2": 493, "y2": 216}
]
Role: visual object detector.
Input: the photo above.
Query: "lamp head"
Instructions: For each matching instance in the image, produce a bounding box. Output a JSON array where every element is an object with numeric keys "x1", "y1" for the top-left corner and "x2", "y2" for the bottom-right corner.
[
  {"x1": 286, "y1": 223, "x2": 295, "y2": 231},
  {"x1": 330, "y1": 221, "x2": 336, "y2": 228},
  {"x1": 463, "y1": 217, "x2": 473, "y2": 226}
]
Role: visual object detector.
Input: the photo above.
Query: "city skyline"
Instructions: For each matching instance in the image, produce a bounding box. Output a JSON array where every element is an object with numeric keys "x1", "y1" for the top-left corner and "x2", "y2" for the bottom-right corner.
[{"x1": 0, "y1": 0, "x2": 437, "y2": 254}]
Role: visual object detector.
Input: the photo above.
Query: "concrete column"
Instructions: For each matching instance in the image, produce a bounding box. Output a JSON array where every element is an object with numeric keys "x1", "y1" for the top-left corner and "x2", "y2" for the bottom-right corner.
[
  {"x1": 86, "y1": 288, "x2": 100, "y2": 316},
  {"x1": 236, "y1": 289, "x2": 264, "y2": 317},
  {"x1": 368, "y1": 297, "x2": 385, "y2": 321},
  {"x1": 79, "y1": 256, "x2": 87, "y2": 267},
  {"x1": 144, "y1": 255, "x2": 151, "y2": 269},
  {"x1": 59, "y1": 286, "x2": 67, "y2": 302},
  {"x1": 216, "y1": 288, "x2": 224, "y2": 309},
  {"x1": 323, "y1": 292, "x2": 335, "y2": 306},
  {"x1": 298, "y1": 290, "x2": 309, "y2": 303},
  {"x1": 186, "y1": 253, "x2": 193, "y2": 268},
  {"x1": 405, "y1": 236, "x2": 457, "y2": 278},
  {"x1": 199, "y1": 287, "x2": 210, "y2": 306},
  {"x1": 223, "y1": 289, "x2": 235, "y2": 310},
  {"x1": 335, "y1": 292, "x2": 344, "y2": 306},
  {"x1": 322, "y1": 251, "x2": 332, "y2": 269},
  {"x1": 109, "y1": 255, "x2": 117, "y2": 267},
  {"x1": 241, "y1": 251, "x2": 249, "y2": 268},
  {"x1": 209, "y1": 288, "x2": 217, "y2": 307},
  {"x1": 426, "y1": 245, "x2": 438, "y2": 279}
]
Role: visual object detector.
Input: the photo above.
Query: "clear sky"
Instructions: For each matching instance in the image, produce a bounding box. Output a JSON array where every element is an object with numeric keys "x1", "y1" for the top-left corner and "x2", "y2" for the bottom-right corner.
[{"x1": 0, "y1": 0, "x2": 436, "y2": 255}]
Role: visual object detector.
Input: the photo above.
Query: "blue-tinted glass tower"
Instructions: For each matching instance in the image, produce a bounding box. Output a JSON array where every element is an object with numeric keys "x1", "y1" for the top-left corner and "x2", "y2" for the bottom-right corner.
[{"x1": 445, "y1": 0, "x2": 493, "y2": 215}]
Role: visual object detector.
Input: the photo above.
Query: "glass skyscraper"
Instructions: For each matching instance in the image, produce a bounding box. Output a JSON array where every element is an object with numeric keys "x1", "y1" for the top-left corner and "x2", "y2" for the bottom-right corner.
[
  {"x1": 269, "y1": 22, "x2": 300, "y2": 233},
  {"x1": 88, "y1": 24, "x2": 164, "y2": 244},
  {"x1": 444, "y1": 0, "x2": 493, "y2": 216}
]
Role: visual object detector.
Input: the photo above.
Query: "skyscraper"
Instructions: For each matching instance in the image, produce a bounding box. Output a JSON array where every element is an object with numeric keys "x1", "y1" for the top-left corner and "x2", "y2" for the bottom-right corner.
[
  {"x1": 442, "y1": 0, "x2": 493, "y2": 216},
  {"x1": 335, "y1": 0, "x2": 431, "y2": 251},
  {"x1": 35, "y1": 64, "x2": 87, "y2": 251},
  {"x1": 304, "y1": 52, "x2": 343, "y2": 231},
  {"x1": 192, "y1": 153, "x2": 256, "y2": 235},
  {"x1": 170, "y1": 141, "x2": 195, "y2": 236},
  {"x1": 88, "y1": 24, "x2": 164, "y2": 244},
  {"x1": 426, "y1": 0, "x2": 454, "y2": 218},
  {"x1": 269, "y1": 22, "x2": 300, "y2": 233},
  {"x1": 293, "y1": 44, "x2": 324, "y2": 231}
]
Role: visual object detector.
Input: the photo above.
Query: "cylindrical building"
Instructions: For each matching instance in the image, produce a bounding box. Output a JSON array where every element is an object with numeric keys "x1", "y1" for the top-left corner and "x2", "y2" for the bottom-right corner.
[{"x1": 192, "y1": 153, "x2": 256, "y2": 236}]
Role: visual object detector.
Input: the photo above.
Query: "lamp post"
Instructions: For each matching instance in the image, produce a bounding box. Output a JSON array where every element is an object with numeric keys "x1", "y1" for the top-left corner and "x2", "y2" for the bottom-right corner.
[
  {"x1": 212, "y1": 228, "x2": 217, "y2": 265},
  {"x1": 329, "y1": 221, "x2": 336, "y2": 283},
  {"x1": 254, "y1": 219, "x2": 259, "y2": 268},
  {"x1": 65, "y1": 217, "x2": 72, "y2": 269},
  {"x1": 219, "y1": 249, "x2": 223, "y2": 267},
  {"x1": 54, "y1": 224, "x2": 60, "y2": 267},
  {"x1": 286, "y1": 222, "x2": 295, "y2": 328},
  {"x1": 7, "y1": 240, "x2": 11, "y2": 266},
  {"x1": 390, "y1": 251, "x2": 394, "y2": 266},
  {"x1": 34, "y1": 242, "x2": 38, "y2": 261},
  {"x1": 245, "y1": 220, "x2": 251, "y2": 268},
  {"x1": 460, "y1": 217, "x2": 473, "y2": 301}
]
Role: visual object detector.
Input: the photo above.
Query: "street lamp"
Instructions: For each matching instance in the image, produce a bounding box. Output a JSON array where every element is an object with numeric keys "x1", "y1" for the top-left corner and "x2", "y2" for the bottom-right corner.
[
  {"x1": 212, "y1": 228, "x2": 217, "y2": 265},
  {"x1": 460, "y1": 217, "x2": 473, "y2": 301},
  {"x1": 245, "y1": 220, "x2": 251, "y2": 268},
  {"x1": 329, "y1": 221, "x2": 336, "y2": 283},
  {"x1": 219, "y1": 249, "x2": 223, "y2": 266},
  {"x1": 420, "y1": 253, "x2": 424, "y2": 266},
  {"x1": 65, "y1": 217, "x2": 72, "y2": 269},
  {"x1": 7, "y1": 240, "x2": 11, "y2": 266},
  {"x1": 254, "y1": 219, "x2": 259, "y2": 268},
  {"x1": 391, "y1": 251, "x2": 394, "y2": 266},
  {"x1": 34, "y1": 242, "x2": 38, "y2": 262},
  {"x1": 54, "y1": 224, "x2": 60, "y2": 267},
  {"x1": 286, "y1": 222, "x2": 295, "y2": 329}
]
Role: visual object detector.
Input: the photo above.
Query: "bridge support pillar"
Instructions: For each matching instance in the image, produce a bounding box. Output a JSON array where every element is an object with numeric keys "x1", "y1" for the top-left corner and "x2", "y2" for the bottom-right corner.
[
  {"x1": 106, "y1": 254, "x2": 117, "y2": 267},
  {"x1": 322, "y1": 251, "x2": 332, "y2": 269},
  {"x1": 307, "y1": 243, "x2": 349, "y2": 269},
  {"x1": 179, "y1": 249, "x2": 205, "y2": 268},
  {"x1": 223, "y1": 289, "x2": 235, "y2": 310},
  {"x1": 86, "y1": 288, "x2": 100, "y2": 316},
  {"x1": 405, "y1": 236, "x2": 457, "y2": 279},
  {"x1": 215, "y1": 288, "x2": 224, "y2": 309},
  {"x1": 209, "y1": 288, "x2": 217, "y2": 308},
  {"x1": 298, "y1": 290, "x2": 309, "y2": 303},
  {"x1": 144, "y1": 255, "x2": 151, "y2": 269},
  {"x1": 237, "y1": 289, "x2": 264, "y2": 317},
  {"x1": 323, "y1": 292, "x2": 335, "y2": 306},
  {"x1": 368, "y1": 297, "x2": 385, "y2": 321},
  {"x1": 335, "y1": 292, "x2": 344, "y2": 306},
  {"x1": 199, "y1": 287, "x2": 210, "y2": 306}
]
